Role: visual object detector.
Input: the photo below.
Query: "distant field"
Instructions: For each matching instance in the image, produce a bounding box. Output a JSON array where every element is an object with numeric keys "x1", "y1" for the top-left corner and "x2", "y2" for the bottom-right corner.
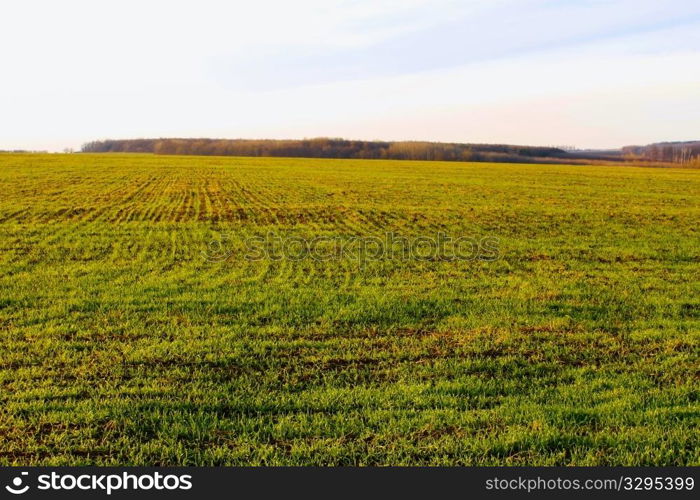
[{"x1": 0, "y1": 153, "x2": 698, "y2": 465}]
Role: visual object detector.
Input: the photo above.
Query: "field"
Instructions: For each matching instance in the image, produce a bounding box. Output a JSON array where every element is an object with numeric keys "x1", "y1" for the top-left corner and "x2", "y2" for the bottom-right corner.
[{"x1": 0, "y1": 153, "x2": 698, "y2": 466}]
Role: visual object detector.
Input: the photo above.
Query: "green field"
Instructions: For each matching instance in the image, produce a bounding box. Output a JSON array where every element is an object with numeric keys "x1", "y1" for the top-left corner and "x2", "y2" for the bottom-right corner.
[{"x1": 0, "y1": 153, "x2": 698, "y2": 465}]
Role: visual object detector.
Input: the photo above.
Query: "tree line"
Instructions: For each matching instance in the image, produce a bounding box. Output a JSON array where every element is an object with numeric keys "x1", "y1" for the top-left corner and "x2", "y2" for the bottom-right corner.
[
  {"x1": 80, "y1": 137, "x2": 700, "y2": 166},
  {"x1": 81, "y1": 138, "x2": 567, "y2": 163},
  {"x1": 622, "y1": 141, "x2": 700, "y2": 164}
]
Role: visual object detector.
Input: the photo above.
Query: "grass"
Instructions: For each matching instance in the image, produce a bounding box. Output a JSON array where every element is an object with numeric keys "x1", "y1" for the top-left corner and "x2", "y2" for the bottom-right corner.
[{"x1": 0, "y1": 153, "x2": 698, "y2": 465}]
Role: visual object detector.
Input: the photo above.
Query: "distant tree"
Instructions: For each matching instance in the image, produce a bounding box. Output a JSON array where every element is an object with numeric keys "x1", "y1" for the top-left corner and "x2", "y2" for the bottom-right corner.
[{"x1": 78, "y1": 138, "x2": 583, "y2": 164}]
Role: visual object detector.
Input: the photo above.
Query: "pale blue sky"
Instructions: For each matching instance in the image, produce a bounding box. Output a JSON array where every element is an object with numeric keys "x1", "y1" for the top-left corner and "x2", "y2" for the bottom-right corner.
[
  {"x1": 2, "y1": 0, "x2": 699, "y2": 150},
  {"x1": 217, "y1": 1, "x2": 700, "y2": 89}
]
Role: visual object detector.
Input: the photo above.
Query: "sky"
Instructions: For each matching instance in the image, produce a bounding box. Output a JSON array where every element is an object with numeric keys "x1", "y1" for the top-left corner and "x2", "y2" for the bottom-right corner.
[{"x1": 2, "y1": 0, "x2": 699, "y2": 151}]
